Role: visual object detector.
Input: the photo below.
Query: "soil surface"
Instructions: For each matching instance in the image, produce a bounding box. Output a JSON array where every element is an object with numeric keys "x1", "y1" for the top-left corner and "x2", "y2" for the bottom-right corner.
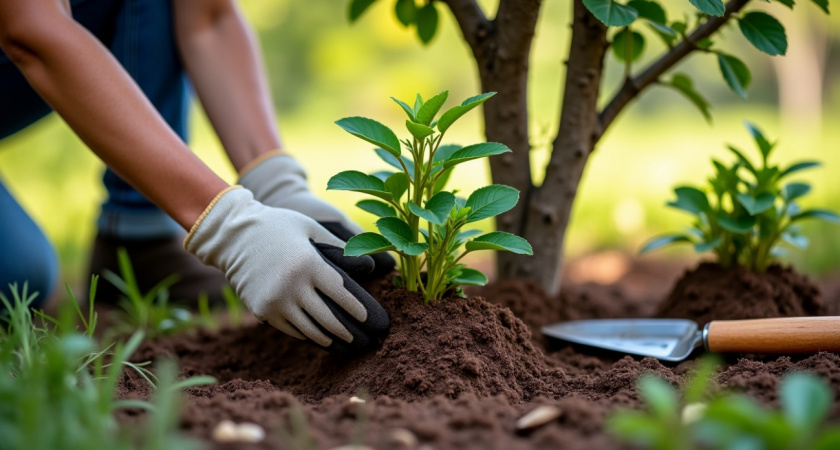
[{"x1": 117, "y1": 259, "x2": 840, "y2": 449}]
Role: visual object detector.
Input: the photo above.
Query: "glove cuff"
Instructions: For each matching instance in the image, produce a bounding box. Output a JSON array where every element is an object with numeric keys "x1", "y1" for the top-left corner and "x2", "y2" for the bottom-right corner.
[
  {"x1": 237, "y1": 149, "x2": 287, "y2": 178},
  {"x1": 183, "y1": 185, "x2": 247, "y2": 252}
]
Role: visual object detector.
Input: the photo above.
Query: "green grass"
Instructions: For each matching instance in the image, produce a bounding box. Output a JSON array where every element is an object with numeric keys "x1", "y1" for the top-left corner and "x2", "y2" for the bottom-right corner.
[{"x1": 0, "y1": 282, "x2": 216, "y2": 450}]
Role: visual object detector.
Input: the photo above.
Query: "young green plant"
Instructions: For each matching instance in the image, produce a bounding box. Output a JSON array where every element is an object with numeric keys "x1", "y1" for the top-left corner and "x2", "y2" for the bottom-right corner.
[
  {"x1": 640, "y1": 122, "x2": 840, "y2": 272},
  {"x1": 608, "y1": 358, "x2": 840, "y2": 450},
  {"x1": 329, "y1": 91, "x2": 533, "y2": 301}
]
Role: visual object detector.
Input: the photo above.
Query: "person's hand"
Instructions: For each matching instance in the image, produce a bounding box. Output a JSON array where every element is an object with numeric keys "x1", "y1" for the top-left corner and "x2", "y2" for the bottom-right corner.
[
  {"x1": 238, "y1": 152, "x2": 396, "y2": 279},
  {"x1": 184, "y1": 187, "x2": 390, "y2": 353}
]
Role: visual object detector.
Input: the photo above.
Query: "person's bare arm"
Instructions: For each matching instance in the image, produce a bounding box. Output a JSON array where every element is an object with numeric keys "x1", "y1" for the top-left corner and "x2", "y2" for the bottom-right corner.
[
  {"x1": 173, "y1": 0, "x2": 284, "y2": 172},
  {"x1": 0, "y1": 0, "x2": 228, "y2": 229}
]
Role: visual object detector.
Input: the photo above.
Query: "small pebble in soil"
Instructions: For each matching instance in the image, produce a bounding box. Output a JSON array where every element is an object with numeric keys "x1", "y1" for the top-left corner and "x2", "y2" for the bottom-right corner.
[
  {"x1": 349, "y1": 395, "x2": 366, "y2": 403},
  {"x1": 236, "y1": 422, "x2": 266, "y2": 443},
  {"x1": 211, "y1": 420, "x2": 265, "y2": 443},
  {"x1": 211, "y1": 420, "x2": 238, "y2": 443},
  {"x1": 681, "y1": 402, "x2": 708, "y2": 424},
  {"x1": 515, "y1": 405, "x2": 562, "y2": 431},
  {"x1": 387, "y1": 428, "x2": 419, "y2": 449}
]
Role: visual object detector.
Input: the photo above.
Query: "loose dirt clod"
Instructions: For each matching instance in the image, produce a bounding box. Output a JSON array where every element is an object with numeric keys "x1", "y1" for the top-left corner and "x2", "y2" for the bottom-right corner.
[
  {"x1": 515, "y1": 405, "x2": 562, "y2": 431},
  {"x1": 656, "y1": 263, "x2": 824, "y2": 325}
]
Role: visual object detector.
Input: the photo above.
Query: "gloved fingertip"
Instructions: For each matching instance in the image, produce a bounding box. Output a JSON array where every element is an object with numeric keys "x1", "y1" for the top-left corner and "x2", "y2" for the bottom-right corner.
[{"x1": 314, "y1": 242, "x2": 375, "y2": 275}]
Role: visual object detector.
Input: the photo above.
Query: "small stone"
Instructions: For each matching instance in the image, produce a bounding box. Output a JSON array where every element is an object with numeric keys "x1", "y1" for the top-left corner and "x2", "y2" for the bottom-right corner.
[
  {"x1": 388, "y1": 428, "x2": 418, "y2": 448},
  {"x1": 349, "y1": 395, "x2": 366, "y2": 403},
  {"x1": 211, "y1": 420, "x2": 239, "y2": 443},
  {"x1": 681, "y1": 402, "x2": 708, "y2": 424},
  {"x1": 236, "y1": 422, "x2": 266, "y2": 443},
  {"x1": 515, "y1": 405, "x2": 561, "y2": 431}
]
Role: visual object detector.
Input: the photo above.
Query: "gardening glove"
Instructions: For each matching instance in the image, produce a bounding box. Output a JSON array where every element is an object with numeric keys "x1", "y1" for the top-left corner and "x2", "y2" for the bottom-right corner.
[
  {"x1": 238, "y1": 152, "x2": 396, "y2": 279},
  {"x1": 184, "y1": 186, "x2": 390, "y2": 354}
]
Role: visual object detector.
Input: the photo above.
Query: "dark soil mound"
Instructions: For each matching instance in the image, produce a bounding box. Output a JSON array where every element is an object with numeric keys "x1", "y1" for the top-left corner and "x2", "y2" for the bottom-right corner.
[
  {"x1": 134, "y1": 289, "x2": 565, "y2": 403},
  {"x1": 655, "y1": 262, "x2": 825, "y2": 325}
]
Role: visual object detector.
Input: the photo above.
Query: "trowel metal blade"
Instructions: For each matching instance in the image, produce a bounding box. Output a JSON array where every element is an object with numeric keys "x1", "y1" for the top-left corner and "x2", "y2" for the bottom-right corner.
[{"x1": 541, "y1": 319, "x2": 704, "y2": 362}]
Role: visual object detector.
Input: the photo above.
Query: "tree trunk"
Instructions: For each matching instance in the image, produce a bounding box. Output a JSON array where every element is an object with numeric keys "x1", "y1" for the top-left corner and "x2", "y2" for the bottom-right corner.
[{"x1": 497, "y1": 0, "x2": 606, "y2": 295}]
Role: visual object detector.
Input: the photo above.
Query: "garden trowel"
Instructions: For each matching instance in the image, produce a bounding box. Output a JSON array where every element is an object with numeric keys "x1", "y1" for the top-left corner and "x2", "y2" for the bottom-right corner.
[{"x1": 541, "y1": 317, "x2": 840, "y2": 362}]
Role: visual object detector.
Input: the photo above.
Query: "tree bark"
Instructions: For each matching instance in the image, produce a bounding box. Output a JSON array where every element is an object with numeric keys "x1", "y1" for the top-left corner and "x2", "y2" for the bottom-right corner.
[
  {"x1": 516, "y1": 0, "x2": 607, "y2": 295},
  {"x1": 441, "y1": 0, "x2": 542, "y2": 278}
]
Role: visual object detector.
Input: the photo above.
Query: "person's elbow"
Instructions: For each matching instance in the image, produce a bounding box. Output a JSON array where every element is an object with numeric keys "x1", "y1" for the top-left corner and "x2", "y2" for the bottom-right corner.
[{"x1": 0, "y1": 5, "x2": 74, "y2": 65}]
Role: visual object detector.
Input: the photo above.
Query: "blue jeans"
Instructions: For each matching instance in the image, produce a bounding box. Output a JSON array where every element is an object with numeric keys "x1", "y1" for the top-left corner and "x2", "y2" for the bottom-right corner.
[{"x1": 0, "y1": 0, "x2": 189, "y2": 306}]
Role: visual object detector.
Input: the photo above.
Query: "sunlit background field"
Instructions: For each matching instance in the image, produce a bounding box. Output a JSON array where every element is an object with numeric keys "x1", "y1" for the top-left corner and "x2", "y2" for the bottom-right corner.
[{"x1": 2, "y1": 1, "x2": 840, "y2": 289}]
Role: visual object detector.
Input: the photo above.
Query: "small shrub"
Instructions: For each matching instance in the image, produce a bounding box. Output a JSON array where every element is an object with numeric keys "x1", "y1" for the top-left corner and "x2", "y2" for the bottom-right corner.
[
  {"x1": 640, "y1": 122, "x2": 840, "y2": 271},
  {"x1": 329, "y1": 91, "x2": 533, "y2": 301}
]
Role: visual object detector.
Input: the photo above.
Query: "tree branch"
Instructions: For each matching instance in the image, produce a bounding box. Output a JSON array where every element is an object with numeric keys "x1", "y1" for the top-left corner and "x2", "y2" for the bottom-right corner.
[
  {"x1": 439, "y1": 0, "x2": 490, "y2": 52},
  {"x1": 597, "y1": 0, "x2": 751, "y2": 138}
]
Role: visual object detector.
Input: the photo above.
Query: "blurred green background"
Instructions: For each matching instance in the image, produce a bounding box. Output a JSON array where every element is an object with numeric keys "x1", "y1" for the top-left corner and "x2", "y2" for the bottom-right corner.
[{"x1": 2, "y1": 0, "x2": 840, "y2": 289}]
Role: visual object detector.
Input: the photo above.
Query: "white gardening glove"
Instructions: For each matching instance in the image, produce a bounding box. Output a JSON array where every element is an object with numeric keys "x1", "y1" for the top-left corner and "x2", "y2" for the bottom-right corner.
[
  {"x1": 184, "y1": 186, "x2": 390, "y2": 353},
  {"x1": 238, "y1": 152, "x2": 396, "y2": 279}
]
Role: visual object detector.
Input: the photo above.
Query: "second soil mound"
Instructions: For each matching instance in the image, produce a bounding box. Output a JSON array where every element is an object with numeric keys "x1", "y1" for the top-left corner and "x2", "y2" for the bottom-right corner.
[
  {"x1": 655, "y1": 262, "x2": 825, "y2": 325},
  {"x1": 134, "y1": 289, "x2": 566, "y2": 403}
]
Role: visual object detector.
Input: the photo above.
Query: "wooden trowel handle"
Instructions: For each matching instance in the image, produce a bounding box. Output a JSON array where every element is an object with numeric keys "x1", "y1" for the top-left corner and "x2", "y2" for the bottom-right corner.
[{"x1": 706, "y1": 317, "x2": 840, "y2": 354}]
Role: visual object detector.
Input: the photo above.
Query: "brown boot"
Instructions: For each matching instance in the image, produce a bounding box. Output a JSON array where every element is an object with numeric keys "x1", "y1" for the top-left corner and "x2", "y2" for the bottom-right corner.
[{"x1": 87, "y1": 233, "x2": 230, "y2": 306}]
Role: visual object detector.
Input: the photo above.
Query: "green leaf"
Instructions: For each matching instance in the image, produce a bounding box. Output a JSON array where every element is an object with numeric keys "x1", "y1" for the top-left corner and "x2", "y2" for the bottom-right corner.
[
  {"x1": 385, "y1": 172, "x2": 409, "y2": 200},
  {"x1": 667, "y1": 186, "x2": 710, "y2": 215},
  {"x1": 375, "y1": 147, "x2": 415, "y2": 177},
  {"x1": 456, "y1": 229, "x2": 484, "y2": 241},
  {"x1": 792, "y1": 209, "x2": 840, "y2": 224},
  {"x1": 465, "y1": 232, "x2": 533, "y2": 255},
  {"x1": 639, "y1": 234, "x2": 692, "y2": 254},
  {"x1": 739, "y1": 12, "x2": 788, "y2": 56},
  {"x1": 336, "y1": 117, "x2": 401, "y2": 157},
  {"x1": 582, "y1": 0, "x2": 639, "y2": 26},
  {"x1": 772, "y1": 0, "x2": 795, "y2": 8},
  {"x1": 344, "y1": 232, "x2": 396, "y2": 256},
  {"x1": 736, "y1": 192, "x2": 776, "y2": 215},
  {"x1": 671, "y1": 21, "x2": 687, "y2": 35},
  {"x1": 811, "y1": 0, "x2": 829, "y2": 14},
  {"x1": 416, "y1": 90, "x2": 449, "y2": 125},
  {"x1": 356, "y1": 199, "x2": 397, "y2": 217},
  {"x1": 437, "y1": 92, "x2": 496, "y2": 133},
  {"x1": 782, "y1": 232, "x2": 809, "y2": 249},
  {"x1": 394, "y1": 0, "x2": 416, "y2": 26},
  {"x1": 433, "y1": 144, "x2": 463, "y2": 164},
  {"x1": 348, "y1": 0, "x2": 378, "y2": 22},
  {"x1": 718, "y1": 215, "x2": 757, "y2": 233},
  {"x1": 375, "y1": 217, "x2": 428, "y2": 255},
  {"x1": 781, "y1": 373, "x2": 831, "y2": 431},
  {"x1": 648, "y1": 22, "x2": 677, "y2": 46},
  {"x1": 638, "y1": 376, "x2": 678, "y2": 419},
  {"x1": 432, "y1": 167, "x2": 453, "y2": 193},
  {"x1": 406, "y1": 120, "x2": 435, "y2": 140},
  {"x1": 606, "y1": 412, "x2": 664, "y2": 446},
  {"x1": 628, "y1": 0, "x2": 666, "y2": 23},
  {"x1": 612, "y1": 29, "x2": 645, "y2": 62},
  {"x1": 450, "y1": 268, "x2": 488, "y2": 286},
  {"x1": 408, "y1": 191, "x2": 455, "y2": 225},
  {"x1": 443, "y1": 142, "x2": 511, "y2": 169},
  {"x1": 413, "y1": 93, "x2": 424, "y2": 113},
  {"x1": 391, "y1": 97, "x2": 416, "y2": 121},
  {"x1": 327, "y1": 171, "x2": 393, "y2": 201},
  {"x1": 780, "y1": 161, "x2": 821, "y2": 178},
  {"x1": 782, "y1": 183, "x2": 811, "y2": 202},
  {"x1": 689, "y1": 0, "x2": 725, "y2": 16},
  {"x1": 718, "y1": 53, "x2": 752, "y2": 99},
  {"x1": 744, "y1": 122, "x2": 773, "y2": 159},
  {"x1": 694, "y1": 236, "x2": 722, "y2": 253},
  {"x1": 668, "y1": 74, "x2": 711, "y2": 123},
  {"x1": 416, "y1": 2, "x2": 438, "y2": 44},
  {"x1": 465, "y1": 185, "x2": 520, "y2": 223},
  {"x1": 727, "y1": 145, "x2": 757, "y2": 174}
]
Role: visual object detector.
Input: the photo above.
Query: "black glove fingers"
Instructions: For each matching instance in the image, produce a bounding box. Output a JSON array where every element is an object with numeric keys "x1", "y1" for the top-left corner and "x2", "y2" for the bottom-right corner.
[{"x1": 313, "y1": 241, "x2": 375, "y2": 278}]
